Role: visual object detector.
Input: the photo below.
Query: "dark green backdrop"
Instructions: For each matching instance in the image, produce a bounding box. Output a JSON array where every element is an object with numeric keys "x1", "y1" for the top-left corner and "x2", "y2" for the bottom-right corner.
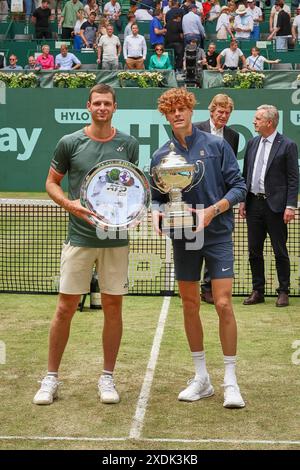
[{"x1": 0, "y1": 88, "x2": 299, "y2": 191}]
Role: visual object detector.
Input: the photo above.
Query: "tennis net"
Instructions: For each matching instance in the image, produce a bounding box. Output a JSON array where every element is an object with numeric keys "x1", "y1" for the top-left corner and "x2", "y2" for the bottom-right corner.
[{"x1": 0, "y1": 199, "x2": 299, "y2": 296}]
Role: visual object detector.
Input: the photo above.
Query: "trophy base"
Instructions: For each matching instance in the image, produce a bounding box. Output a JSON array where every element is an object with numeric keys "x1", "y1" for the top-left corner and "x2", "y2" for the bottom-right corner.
[{"x1": 162, "y1": 212, "x2": 194, "y2": 232}]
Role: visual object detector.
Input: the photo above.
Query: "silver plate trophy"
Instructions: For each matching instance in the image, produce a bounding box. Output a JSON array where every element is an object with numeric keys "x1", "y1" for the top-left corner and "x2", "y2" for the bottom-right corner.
[
  {"x1": 80, "y1": 160, "x2": 151, "y2": 231},
  {"x1": 151, "y1": 143, "x2": 205, "y2": 231}
]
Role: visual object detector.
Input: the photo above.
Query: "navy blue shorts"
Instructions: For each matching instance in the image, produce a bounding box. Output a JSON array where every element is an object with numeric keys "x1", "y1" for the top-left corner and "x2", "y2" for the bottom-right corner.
[{"x1": 172, "y1": 240, "x2": 234, "y2": 282}]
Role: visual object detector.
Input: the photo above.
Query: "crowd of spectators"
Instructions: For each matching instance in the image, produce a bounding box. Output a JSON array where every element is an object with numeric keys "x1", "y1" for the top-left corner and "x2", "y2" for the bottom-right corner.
[{"x1": 0, "y1": 0, "x2": 299, "y2": 74}]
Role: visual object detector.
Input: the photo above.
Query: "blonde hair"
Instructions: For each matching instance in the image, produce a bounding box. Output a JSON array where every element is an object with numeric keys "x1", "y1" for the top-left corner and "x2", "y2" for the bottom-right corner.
[
  {"x1": 208, "y1": 94, "x2": 234, "y2": 113},
  {"x1": 158, "y1": 88, "x2": 196, "y2": 115}
]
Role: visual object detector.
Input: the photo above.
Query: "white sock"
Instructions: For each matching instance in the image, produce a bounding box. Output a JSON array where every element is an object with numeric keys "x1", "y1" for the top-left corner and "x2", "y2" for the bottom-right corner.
[
  {"x1": 192, "y1": 351, "x2": 208, "y2": 380},
  {"x1": 47, "y1": 371, "x2": 58, "y2": 378},
  {"x1": 102, "y1": 370, "x2": 113, "y2": 377},
  {"x1": 223, "y1": 355, "x2": 237, "y2": 386}
]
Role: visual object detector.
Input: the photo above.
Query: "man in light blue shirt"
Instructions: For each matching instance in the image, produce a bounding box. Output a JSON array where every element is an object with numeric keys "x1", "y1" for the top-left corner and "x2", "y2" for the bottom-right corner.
[
  {"x1": 4, "y1": 54, "x2": 23, "y2": 70},
  {"x1": 123, "y1": 24, "x2": 147, "y2": 69},
  {"x1": 55, "y1": 44, "x2": 81, "y2": 70},
  {"x1": 182, "y1": 5, "x2": 206, "y2": 48}
]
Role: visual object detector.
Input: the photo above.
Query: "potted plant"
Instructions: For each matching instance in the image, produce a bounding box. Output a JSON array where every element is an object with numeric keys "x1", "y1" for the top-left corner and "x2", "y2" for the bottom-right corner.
[
  {"x1": 117, "y1": 71, "x2": 164, "y2": 88},
  {"x1": 222, "y1": 71, "x2": 265, "y2": 89},
  {"x1": 0, "y1": 72, "x2": 39, "y2": 88},
  {"x1": 53, "y1": 72, "x2": 97, "y2": 88}
]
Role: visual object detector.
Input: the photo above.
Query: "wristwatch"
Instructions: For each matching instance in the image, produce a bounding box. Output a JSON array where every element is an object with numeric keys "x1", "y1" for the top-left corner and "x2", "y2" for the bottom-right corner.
[{"x1": 213, "y1": 203, "x2": 220, "y2": 217}]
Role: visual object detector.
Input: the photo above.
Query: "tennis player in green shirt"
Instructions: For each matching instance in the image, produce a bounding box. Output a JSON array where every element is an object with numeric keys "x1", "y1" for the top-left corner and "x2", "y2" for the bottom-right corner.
[{"x1": 33, "y1": 84, "x2": 139, "y2": 405}]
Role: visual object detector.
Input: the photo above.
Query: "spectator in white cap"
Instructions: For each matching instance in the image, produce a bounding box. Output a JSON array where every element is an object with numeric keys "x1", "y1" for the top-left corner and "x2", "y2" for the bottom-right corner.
[
  {"x1": 216, "y1": 5, "x2": 234, "y2": 40},
  {"x1": 292, "y1": 5, "x2": 300, "y2": 41},
  {"x1": 246, "y1": 0, "x2": 263, "y2": 40},
  {"x1": 233, "y1": 4, "x2": 253, "y2": 40}
]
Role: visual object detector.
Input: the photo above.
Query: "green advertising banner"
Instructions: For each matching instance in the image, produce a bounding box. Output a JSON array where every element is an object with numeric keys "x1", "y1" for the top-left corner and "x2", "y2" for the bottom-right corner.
[{"x1": 0, "y1": 88, "x2": 300, "y2": 191}]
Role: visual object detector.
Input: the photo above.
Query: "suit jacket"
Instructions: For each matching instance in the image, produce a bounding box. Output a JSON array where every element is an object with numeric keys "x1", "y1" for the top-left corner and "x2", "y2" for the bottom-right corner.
[
  {"x1": 194, "y1": 119, "x2": 239, "y2": 157},
  {"x1": 242, "y1": 132, "x2": 299, "y2": 213}
]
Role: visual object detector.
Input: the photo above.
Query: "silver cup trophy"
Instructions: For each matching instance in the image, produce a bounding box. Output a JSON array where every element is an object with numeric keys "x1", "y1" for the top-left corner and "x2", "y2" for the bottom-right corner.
[{"x1": 151, "y1": 143, "x2": 205, "y2": 231}]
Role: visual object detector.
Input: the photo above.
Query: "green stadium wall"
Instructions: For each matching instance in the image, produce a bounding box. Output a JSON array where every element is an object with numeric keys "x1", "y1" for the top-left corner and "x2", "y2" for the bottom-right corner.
[{"x1": 0, "y1": 88, "x2": 300, "y2": 192}]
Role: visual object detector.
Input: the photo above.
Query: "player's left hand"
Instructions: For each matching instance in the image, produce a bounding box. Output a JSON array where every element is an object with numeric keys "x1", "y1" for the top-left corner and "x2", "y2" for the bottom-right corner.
[{"x1": 189, "y1": 206, "x2": 215, "y2": 232}]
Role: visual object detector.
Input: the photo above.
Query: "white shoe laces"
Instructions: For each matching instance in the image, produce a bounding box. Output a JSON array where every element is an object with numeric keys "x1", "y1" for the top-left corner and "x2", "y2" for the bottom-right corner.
[
  {"x1": 38, "y1": 377, "x2": 61, "y2": 392},
  {"x1": 99, "y1": 375, "x2": 116, "y2": 392}
]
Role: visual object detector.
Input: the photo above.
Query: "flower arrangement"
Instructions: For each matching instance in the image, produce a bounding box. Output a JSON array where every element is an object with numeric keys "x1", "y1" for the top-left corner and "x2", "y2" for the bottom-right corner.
[
  {"x1": 222, "y1": 71, "x2": 265, "y2": 89},
  {"x1": 117, "y1": 71, "x2": 164, "y2": 88},
  {"x1": 0, "y1": 72, "x2": 39, "y2": 88},
  {"x1": 53, "y1": 72, "x2": 97, "y2": 88}
]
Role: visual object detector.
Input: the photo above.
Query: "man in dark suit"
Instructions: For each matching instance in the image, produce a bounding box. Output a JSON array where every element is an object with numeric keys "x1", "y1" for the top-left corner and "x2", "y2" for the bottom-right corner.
[
  {"x1": 239, "y1": 104, "x2": 299, "y2": 307},
  {"x1": 194, "y1": 94, "x2": 240, "y2": 303}
]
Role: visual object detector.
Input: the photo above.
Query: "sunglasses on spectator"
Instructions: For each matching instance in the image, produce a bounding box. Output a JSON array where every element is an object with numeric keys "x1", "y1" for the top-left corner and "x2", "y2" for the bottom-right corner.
[{"x1": 155, "y1": 48, "x2": 163, "y2": 51}]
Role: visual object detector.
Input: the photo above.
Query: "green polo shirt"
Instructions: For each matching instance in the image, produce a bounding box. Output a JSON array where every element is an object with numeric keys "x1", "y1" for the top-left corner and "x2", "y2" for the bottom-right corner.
[
  {"x1": 61, "y1": 0, "x2": 84, "y2": 29},
  {"x1": 51, "y1": 128, "x2": 139, "y2": 247}
]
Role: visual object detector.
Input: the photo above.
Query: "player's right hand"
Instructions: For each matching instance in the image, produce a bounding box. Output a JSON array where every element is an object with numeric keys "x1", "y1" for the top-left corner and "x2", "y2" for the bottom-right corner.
[{"x1": 65, "y1": 199, "x2": 96, "y2": 226}]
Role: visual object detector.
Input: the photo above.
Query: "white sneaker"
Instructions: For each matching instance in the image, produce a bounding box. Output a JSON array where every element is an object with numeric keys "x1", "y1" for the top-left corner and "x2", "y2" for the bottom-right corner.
[
  {"x1": 178, "y1": 375, "x2": 214, "y2": 402},
  {"x1": 223, "y1": 384, "x2": 245, "y2": 408},
  {"x1": 98, "y1": 375, "x2": 120, "y2": 404},
  {"x1": 33, "y1": 376, "x2": 60, "y2": 405}
]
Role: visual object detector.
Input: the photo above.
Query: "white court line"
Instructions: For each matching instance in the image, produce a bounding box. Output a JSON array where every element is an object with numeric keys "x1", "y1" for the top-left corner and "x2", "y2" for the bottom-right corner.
[
  {"x1": 129, "y1": 296, "x2": 171, "y2": 440},
  {"x1": 1, "y1": 436, "x2": 300, "y2": 446}
]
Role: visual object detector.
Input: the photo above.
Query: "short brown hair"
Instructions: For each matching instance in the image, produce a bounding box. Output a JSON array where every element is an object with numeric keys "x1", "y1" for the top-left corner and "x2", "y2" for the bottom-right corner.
[
  {"x1": 208, "y1": 94, "x2": 234, "y2": 113},
  {"x1": 88, "y1": 84, "x2": 116, "y2": 103},
  {"x1": 158, "y1": 88, "x2": 196, "y2": 115}
]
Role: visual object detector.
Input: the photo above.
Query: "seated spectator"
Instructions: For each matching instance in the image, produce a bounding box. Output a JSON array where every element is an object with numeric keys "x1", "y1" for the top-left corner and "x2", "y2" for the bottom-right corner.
[
  {"x1": 103, "y1": 0, "x2": 122, "y2": 32},
  {"x1": 32, "y1": 0, "x2": 52, "y2": 40},
  {"x1": 55, "y1": 43, "x2": 81, "y2": 69},
  {"x1": 24, "y1": 56, "x2": 42, "y2": 70},
  {"x1": 233, "y1": 4, "x2": 253, "y2": 40},
  {"x1": 84, "y1": 0, "x2": 100, "y2": 20},
  {"x1": 183, "y1": 39, "x2": 207, "y2": 72},
  {"x1": 72, "y1": 8, "x2": 86, "y2": 50},
  {"x1": 205, "y1": 42, "x2": 219, "y2": 70},
  {"x1": 0, "y1": 53, "x2": 6, "y2": 69},
  {"x1": 123, "y1": 23, "x2": 147, "y2": 69},
  {"x1": 217, "y1": 39, "x2": 246, "y2": 71},
  {"x1": 207, "y1": 0, "x2": 221, "y2": 22},
  {"x1": 148, "y1": 44, "x2": 172, "y2": 70},
  {"x1": 80, "y1": 11, "x2": 98, "y2": 48},
  {"x1": 150, "y1": 9, "x2": 167, "y2": 47},
  {"x1": 97, "y1": 24, "x2": 121, "y2": 70},
  {"x1": 4, "y1": 54, "x2": 23, "y2": 70},
  {"x1": 36, "y1": 44, "x2": 55, "y2": 69},
  {"x1": 292, "y1": 5, "x2": 300, "y2": 42},
  {"x1": 246, "y1": 46, "x2": 281, "y2": 71},
  {"x1": 124, "y1": 13, "x2": 136, "y2": 38}
]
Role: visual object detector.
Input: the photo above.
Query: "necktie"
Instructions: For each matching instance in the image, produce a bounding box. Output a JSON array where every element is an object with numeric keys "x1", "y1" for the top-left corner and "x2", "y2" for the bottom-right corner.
[{"x1": 252, "y1": 138, "x2": 267, "y2": 195}]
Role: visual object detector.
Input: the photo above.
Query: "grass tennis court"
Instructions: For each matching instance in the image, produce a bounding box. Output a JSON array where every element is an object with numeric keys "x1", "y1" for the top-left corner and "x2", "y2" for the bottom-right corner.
[{"x1": 0, "y1": 294, "x2": 300, "y2": 450}]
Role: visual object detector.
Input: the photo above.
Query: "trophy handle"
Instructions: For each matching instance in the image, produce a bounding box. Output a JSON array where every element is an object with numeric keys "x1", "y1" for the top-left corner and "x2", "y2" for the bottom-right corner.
[{"x1": 185, "y1": 159, "x2": 205, "y2": 192}]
